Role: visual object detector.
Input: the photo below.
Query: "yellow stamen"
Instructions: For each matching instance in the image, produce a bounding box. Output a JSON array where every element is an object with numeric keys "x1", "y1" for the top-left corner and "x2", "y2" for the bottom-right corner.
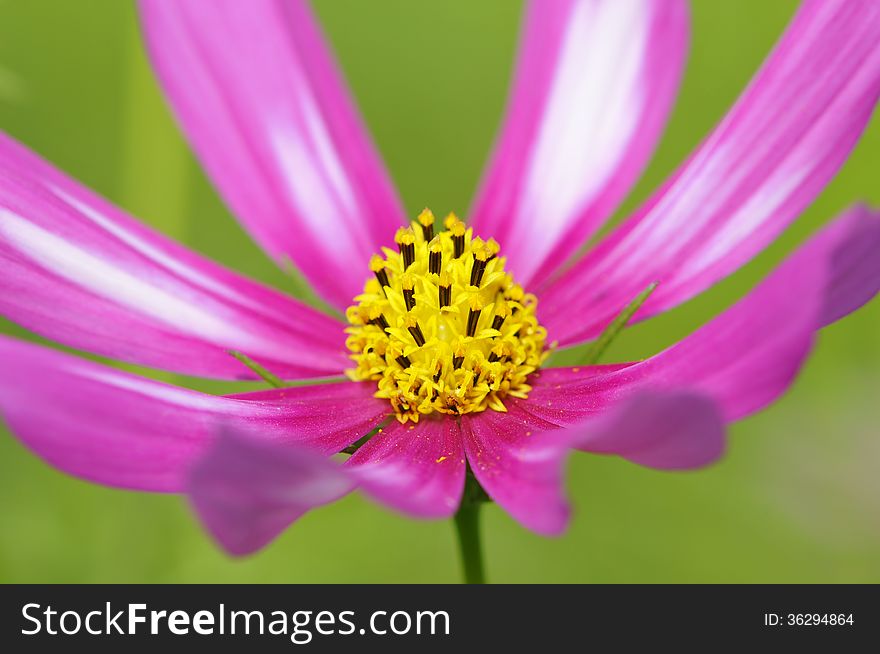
[
  {"x1": 369, "y1": 254, "x2": 385, "y2": 272},
  {"x1": 345, "y1": 209, "x2": 547, "y2": 423},
  {"x1": 417, "y1": 208, "x2": 436, "y2": 241},
  {"x1": 418, "y1": 208, "x2": 436, "y2": 227},
  {"x1": 395, "y1": 227, "x2": 416, "y2": 269},
  {"x1": 394, "y1": 226, "x2": 415, "y2": 245},
  {"x1": 443, "y1": 212, "x2": 461, "y2": 230}
]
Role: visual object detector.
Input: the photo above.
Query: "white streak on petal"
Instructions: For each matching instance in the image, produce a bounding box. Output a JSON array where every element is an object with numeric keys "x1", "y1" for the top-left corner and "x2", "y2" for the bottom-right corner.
[
  {"x1": 513, "y1": 0, "x2": 648, "y2": 268},
  {"x1": 269, "y1": 98, "x2": 362, "y2": 270},
  {"x1": 50, "y1": 185, "x2": 268, "y2": 313},
  {"x1": 0, "y1": 209, "x2": 274, "y2": 355}
]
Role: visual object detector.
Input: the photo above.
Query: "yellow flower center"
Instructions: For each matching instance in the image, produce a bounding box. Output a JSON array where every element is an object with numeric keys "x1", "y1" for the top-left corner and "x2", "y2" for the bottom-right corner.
[{"x1": 345, "y1": 209, "x2": 548, "y2": 423}]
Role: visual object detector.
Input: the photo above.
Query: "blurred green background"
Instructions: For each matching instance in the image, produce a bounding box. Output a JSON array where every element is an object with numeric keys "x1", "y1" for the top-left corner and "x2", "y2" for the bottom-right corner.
[{"x1": 1, "y1": 0, "x2": 879, "y2": 583}]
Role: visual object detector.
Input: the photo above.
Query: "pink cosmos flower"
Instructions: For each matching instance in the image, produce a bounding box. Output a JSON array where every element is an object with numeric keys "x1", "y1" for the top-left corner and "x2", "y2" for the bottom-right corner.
[{"x1": 1, "y1": 0, "x2": 880, "y2": 563}]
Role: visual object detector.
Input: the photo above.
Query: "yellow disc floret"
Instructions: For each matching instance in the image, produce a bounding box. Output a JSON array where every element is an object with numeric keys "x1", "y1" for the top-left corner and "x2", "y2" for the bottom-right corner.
[{"x1": 345, "y1": 209, "x2": 548, "y2": 423}]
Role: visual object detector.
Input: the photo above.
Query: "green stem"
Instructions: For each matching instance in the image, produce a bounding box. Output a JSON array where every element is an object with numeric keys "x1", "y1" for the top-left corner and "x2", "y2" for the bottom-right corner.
[
  {"x1": 453, "y1": 502, "x2": 485, "y2": 584},
  {"x1": 453, "y1": 474, "x2": 489, "y2": 584}
]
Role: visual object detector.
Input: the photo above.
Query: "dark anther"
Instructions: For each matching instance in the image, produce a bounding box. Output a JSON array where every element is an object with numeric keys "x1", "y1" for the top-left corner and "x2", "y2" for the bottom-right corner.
[
  {"x1": 369, "y1": 255, "x2": 390, "y2": 297},
  {"x1": 453, "y1": 233, "x2": 465, "y2": 259},
  {"x1": 403, "y1": 288, "x2": 416, "y2": 311},
  {"x1": 445, "y1": 214, "x2": 466, "y2": 259},
  {"x1": 400, "y1": 243, "x2": 415, "y2": 269},
  {"x1": 466, "y1": 304, "x2": 483, "y2": 337},
  {"x1": 418, "y1": 209, "x2": 436, "y2": 241},
  {"x1": 429, "y1": 247, "x2": 442, "y2": 276},
  {"x1": 374, "y1": 268, "x2": 390, "y2": 290},
  {"x1": 491, "y1": 314, "x2": 506, "y2": 331},
  {"x1": 400, "y1": 273, "x2": 416, "y2": 311},
  {"x1": 470, "y1": 258, "x2": 488, "y2": 287},
  {"x1": 396, "y1": 228, "x2": 416, "y2": 269},
  {"x1": 407, "y1": 322, "x2": 426, "y2": 347},
  {"x1": 438, "y1": 282, "x2": 452, "y2": 309},
  {"x1": 371, "y1": 313, "x2": 390, "y2": 331}
]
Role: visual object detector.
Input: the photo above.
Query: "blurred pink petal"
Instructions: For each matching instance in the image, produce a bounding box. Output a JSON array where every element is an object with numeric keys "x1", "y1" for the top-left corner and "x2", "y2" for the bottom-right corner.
[
  {"x1": 540, "y1": 0, "x2": 880, "y2": 346},
  {"x1": 190, "y1": 417, "x2": 466, "y2": 555},
  {"x1": 347, "y1": 418, "x2": 465, "y2": 518},
  {"x1": 569, "y1": 391, "x2": 725, "y2": 470},
  {"x1": 462, "y1": 389, "x2": 724, "y2": 535},
  {"x1": 0, "y1": 134, "x2": 348, "y2": 380},
  {"x1": 0, "y1": 335, "x2": 387, "y2": 491},
  {"x1": 471, "y1": 0, "x2": 688, "y2": 288},
  {"x1": 527, "y1": 204, "x2": 880, "y2": 441},
  {"x1": 138, "y1": 0, "x2": 405, "y2": 310},
  {"x1": 188, "y1": 430, "x2": 356, "y2": 556},
  {"x1": 812, "y1": 206, "x2": 880, "y2": 326}
]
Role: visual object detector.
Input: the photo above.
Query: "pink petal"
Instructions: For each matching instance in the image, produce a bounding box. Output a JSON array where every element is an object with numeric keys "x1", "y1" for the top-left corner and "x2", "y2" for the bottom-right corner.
[
  {"x1": 0, "y1": 133, "x2": 349, "y2": 380},
  {"x1": 571, "y1": 392, "x2": 725, "y2": 470},
  {"x1": 190, "y1": 416, "x2": 465, "y2": 555},
  {"x1": 530, "y1": 204, "x2": 880, "y2": 444},
  {"x1": 461, "y1": 408, "x2": 571, "y2": 536},
  {"x1": 469, "y1": 0, "x2": 688, "y2": 287},
  {"x1": 225, "y1": 383, "x2": 392, "y2": 457},
  {"x1": 138, "y1": 0, "x2": 405, "y2": 310},
  {"x1": 188, "y1": 430, "x2": 355, "y2": 556},
  {"x1": 346, "y1": 418, "x2": 465, "y2": 519},
  {"x1": 462, "y1": 388, "x2": 724, "y2": 535},
  {"x1": 539, "y1": 389, "x2": 725, "y2": 470},
  {"x1": 0, "y1": 335, "x2": 387, "y2": 491},
  {"x1": 465, "y1": 204, "x2": 878, "y2": 533},
  {"x1": 540, "y1": 1, "x2": 880, "y2": 346},
  {"x1": 814, "y1": 206, "x2": 880, "y2": 326}
]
